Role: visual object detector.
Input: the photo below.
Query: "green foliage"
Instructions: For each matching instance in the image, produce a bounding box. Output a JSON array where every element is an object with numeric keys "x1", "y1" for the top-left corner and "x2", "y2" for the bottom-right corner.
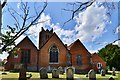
[
  {"x1": 2, "y1": 25, "x2": 20, "y2": 55},
  {"x1": 0, "y1": 61, "x2": 4, "y2": 66},
  {"x1": 98, "y1": 44, "x2": 120, "y2": 71},
  {"x1": 2, "y1": 25, "x2": 16, "y2": 52}
]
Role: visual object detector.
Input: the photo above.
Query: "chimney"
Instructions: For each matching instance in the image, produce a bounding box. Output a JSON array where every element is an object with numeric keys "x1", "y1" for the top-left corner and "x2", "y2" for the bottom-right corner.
[
  {"x1": 65, "y1": 44, "x2": 67, "y2": 47},
  {"x1": 41, "y1": 27, "x2": 44, "y2": 31},
  {"x1": 50, "y1": 28, "x2": 53, "y2": 33}
]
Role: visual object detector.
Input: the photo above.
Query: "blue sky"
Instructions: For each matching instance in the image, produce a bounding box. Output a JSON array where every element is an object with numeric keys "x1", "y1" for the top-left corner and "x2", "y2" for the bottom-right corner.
[{"x1": 0, "y1": 1, "x2": 119, "y2": 60}]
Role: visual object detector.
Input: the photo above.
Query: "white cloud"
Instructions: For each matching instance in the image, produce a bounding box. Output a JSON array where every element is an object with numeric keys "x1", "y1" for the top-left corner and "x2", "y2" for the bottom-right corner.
[
  {"x1": 27, "y1": 13, "x2": 75, "y2": 46},
  {"x1": 89, "y1": 49, "x2": 98, "y2": 54},
  {"x1": 0, "y1": 51, "x2": 9, "y2": 61},
  {"x1": 27, "y1": 13, "x2": 51, "y2": 48},
  {"x1": 115, "y1": 25, "x2": 120, "y2": 34},
  {"x1": 113, "y1": 40, "x2": 120, "y2": 47},
  {"x1": 49, "y1": 23, "x2": 75, "y2": 44},
  {"x1": 27, "y1": 3, "x2": 108, "y2": 48},
  {"x1": 74, "y1": 2, "x2": 108, "y2": 42},
  {"x1": 17, "y1": 3, "x2": 20, "y2": 9}
]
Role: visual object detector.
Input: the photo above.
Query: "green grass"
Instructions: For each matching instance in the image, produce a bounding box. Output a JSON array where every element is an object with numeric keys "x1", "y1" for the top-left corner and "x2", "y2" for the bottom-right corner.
[{"x1": 0, "y1": 71, "x2": 119, "y2": 80}]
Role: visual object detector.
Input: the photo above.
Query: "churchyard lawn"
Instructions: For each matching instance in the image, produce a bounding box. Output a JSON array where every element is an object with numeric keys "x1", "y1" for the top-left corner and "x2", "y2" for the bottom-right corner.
[{"x1": 0, "y1": 71, "x2": 119, "y2": 80}]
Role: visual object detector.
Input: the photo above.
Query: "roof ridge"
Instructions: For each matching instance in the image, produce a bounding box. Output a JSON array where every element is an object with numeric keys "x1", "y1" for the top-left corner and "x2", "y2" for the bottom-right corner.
[
  {"x1": 68, "y1": 39, "x2": 80, "y2": 50},
  {"x1": 39, "y1": 33, "x2": 55, "y2": 49},
  {"x1": 17, "y1": 36, "x2": 38, "y2": 50},
  {"x1": 39, "y1": 32, "x2": 69, "y2": 51}
]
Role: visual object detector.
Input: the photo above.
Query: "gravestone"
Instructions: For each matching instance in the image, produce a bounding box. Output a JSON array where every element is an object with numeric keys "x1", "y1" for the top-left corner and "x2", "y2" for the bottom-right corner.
[
  {"x1": 19, "y1": 65, "x2": 27, "y2": 80},
  {"x1": 86, "y1": 74, "x2": 88, "y2": 77},
  {"x1": 66, "y1": 67, "x2": 74, "y2": 80},
  {"x1": 109, "y1": 77, "x2": 115, "y2": 80},
  {"x1": 58, "y1": 66, "x2": 64, "y2": 74},
  {"x1": 101, "y1": 69, "x2": 106, "y2": 76},
  {"x1": 39, "y1": 67, "x2": 48, "y2": 79},
  {"x1": 88, "y1": 69, "x2": 96, "y2": 80},
  {"x1": 112, "y1": 67, "x2": 116, "y2": 76},
  {"x1": 52, "y1": 68, "x2": 59, "y2": 78},
  {"x1": 47, "y1": 66, "x2": 51, "y2": 72}
]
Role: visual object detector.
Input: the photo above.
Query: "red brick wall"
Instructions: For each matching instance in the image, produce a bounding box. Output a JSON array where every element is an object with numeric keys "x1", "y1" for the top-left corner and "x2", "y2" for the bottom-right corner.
[
  {"x1": 39, "y1": 28, "x2": 53, "y2": 48},
  {"x1": 5, "y1": 37, "x2": 38, "y2": 70},
  {"x1": 16, "y1": 38, "x2": 38, "y2": 67},
  {"x1": 69, "y1": 40, "x2": 91, "y2": 70},
  {"x1": 91, "y1": 53, "x2": 106, "y2": 71},
  {"x1": 5, "y1": 54, "x2": 15, "y2": 70},
  {"x1": 5, "y1": 29, "x2": 106, "y2": 72},
  {"x1": 39, "y1": 34, "x2": 67, "y2": 68}
]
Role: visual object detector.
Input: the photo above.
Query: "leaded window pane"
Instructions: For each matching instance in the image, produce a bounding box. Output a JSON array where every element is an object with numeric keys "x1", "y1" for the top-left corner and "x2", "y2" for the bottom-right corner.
[
  {"x1": 76, "y1": 55, "x2": 82, "y2": 65},
  {"x1": 49, "y1": 45, "x2": 59, "y2": 63},
  {"x1": 21, "y1": 49, "x2": 30, "y2": 64}
]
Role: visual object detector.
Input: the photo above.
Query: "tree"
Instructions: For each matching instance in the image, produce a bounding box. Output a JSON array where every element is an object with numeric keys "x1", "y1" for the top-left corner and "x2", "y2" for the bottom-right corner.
[
  {"x1": 98, "y1": 44, "x2": 120, "y2": 71},
  {"x1": 1, "y1": 1, "x2": 47, "y2": 52},
  {"x1": 63, "y1": 0, "x2": 115, "y2": 26},
  {"x1": 1, "y1": 0, "x2": 7, "y2": 8},
  {"x1": 0, "y1": 1, "x2": 48, "y2": 71},
  {"x1": 0, "y1": 0, "x2": 7, "y2": 54},
  {"x1": 2, "y1": 25, "x2": 19, "y2": 53},
  {"x1": 1, "y1": 0, "x2": 116, "y2": 53}
]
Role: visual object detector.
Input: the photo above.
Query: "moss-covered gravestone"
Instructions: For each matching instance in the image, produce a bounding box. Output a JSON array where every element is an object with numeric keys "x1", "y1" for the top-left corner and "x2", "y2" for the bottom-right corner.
[
  {"x1": 112, "y1": 67, "x2": 116, "y2": 76},
  {"x1": 66, "y1": 67, "x2": 74, "y2": 80},
  {"x1": 52, "y1": 68, "x2": 59, "y2": 78},
  {"x1": 101, "y1": 69, "x2": 106, "y2": 76},
  {"x1": 88, "y1": 69, "x2": 96, "y2": 80},
  {"x1": 39, "y1": 67, "x2": 48, "y2": 79},
  {"x1": 58, "y1": 66, "x2": 64, "y2": 74}
]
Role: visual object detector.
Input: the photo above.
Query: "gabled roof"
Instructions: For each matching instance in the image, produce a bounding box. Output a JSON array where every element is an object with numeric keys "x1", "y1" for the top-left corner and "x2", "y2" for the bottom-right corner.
[
  {"x1": 40, "y1": 32, "x2": 68, "y2": 51},
  {"x1": 91, "y1": 53, "x2": 106, "y2": 63},
  {"x1": 68, "y1": 39, "x2": 82, "y2": 50},
  {"x1": 16, "y1": 36, "x2": 38, "y2": 50},
  {"x1": 7, "y1": 36, "x2": 38, "y2": 60},
  {"x1": 68, "y1": 39, "x2": 89, "y2": 52},
  {"x1": 67, "y1": 42, "x2": 74, "y2": 50}
]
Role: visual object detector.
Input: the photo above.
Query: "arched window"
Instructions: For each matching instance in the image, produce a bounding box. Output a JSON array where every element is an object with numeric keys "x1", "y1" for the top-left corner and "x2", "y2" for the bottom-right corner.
[
  {"x1": 21, "y1": 49, "x2": 30, "y2": 64},
  {"x1": 97, "y1": 63, "x2": 102, "y2": 69},
  {"x1": 49, "y1": 45, "x2": 59, "y2": 63},
  {"x1": 76, "y1": 55, "x2": 82, "y2": 65},
  {"x1": 67, "y1": 52, "x2": 72, "y2": 66}
]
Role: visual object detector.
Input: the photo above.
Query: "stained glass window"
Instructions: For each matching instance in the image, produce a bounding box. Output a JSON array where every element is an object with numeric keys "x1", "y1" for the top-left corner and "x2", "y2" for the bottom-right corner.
[{"x1": 49, "y1": 45, "x2": 59, "y2": 63}]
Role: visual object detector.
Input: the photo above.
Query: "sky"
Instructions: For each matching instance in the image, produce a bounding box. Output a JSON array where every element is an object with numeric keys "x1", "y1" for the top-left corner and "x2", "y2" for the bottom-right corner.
[{"x1": 0, "y1": 1, "x2": 119, "y2": 60}]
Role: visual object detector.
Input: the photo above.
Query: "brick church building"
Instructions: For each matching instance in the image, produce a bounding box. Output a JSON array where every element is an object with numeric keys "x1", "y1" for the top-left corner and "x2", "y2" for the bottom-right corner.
[{"x1": 5, "y1": 27, "x2": 106, "y2": 72}]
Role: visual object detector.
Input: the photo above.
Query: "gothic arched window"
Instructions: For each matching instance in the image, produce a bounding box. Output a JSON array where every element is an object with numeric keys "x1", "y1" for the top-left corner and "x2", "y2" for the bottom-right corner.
[
  {"x1": 49, "y1": 45, "x2": 59, "y2": 63},
  {"x1": 76, "y1": 55, "x2": 82, "y2": 65}
]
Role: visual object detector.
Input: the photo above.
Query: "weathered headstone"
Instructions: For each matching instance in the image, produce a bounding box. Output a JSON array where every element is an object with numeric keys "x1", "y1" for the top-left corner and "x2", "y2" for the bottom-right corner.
[
  {"x1": 112, "y1": 67, "x2": 116, "y2": 76},
  {"x1": 86, "y1": 74, "x2": 88, "y2": 77},
  {"x1": 66, "y1": 67, "x2": 74, "y2": 80},
  {"x1": 52, "y1": 68, "x2": 59, "y2": 78},
  {"x1": 109, "y1": 77, "x2": 115, "y2": 80},
  {"x1": 88, "y1": 69, "x2": 96, "y2": 80},
  {"x1": 58, "y1": 66, "x2": 64, "y2": 74},
  {"x1": 39, "y1": 67, "x2": 48, "y2": 79},
  {"x1": 47, "y1": 66, "x2": 51, "y2": 72},
  {"x1": 101, "y1": 69, "x2": 106, "y2": 76},
  {"x1": 19, "y1": 65, "x2": 27, "y2": 80}
]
